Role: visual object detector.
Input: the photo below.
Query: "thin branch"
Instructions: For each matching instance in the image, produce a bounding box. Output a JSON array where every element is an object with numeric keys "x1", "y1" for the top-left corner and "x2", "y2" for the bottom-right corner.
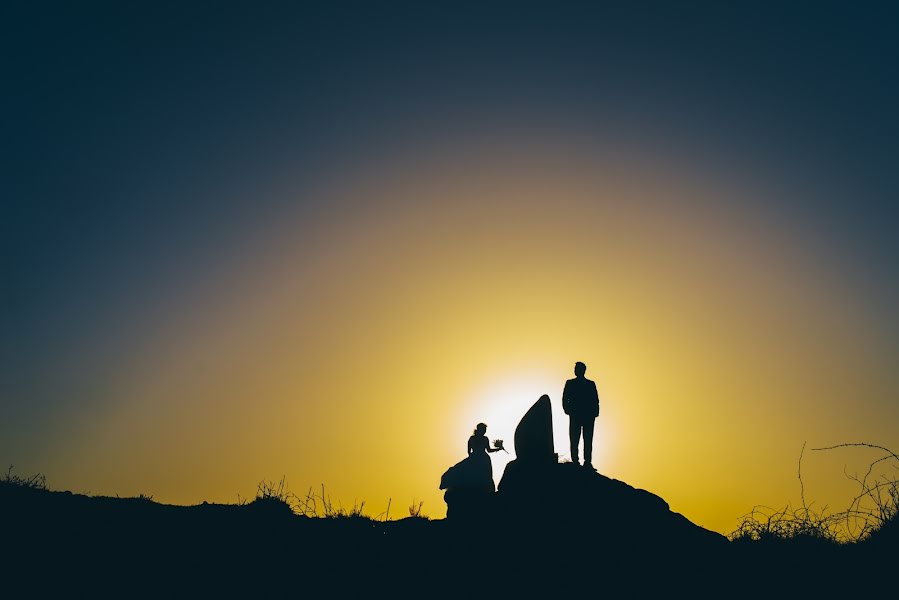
[
  {"x1": 798, "y1": 441, "x2": 808, "y2": 512},
  {"x1": 811, "y1": 442, "x2": 899, "y2": 463}
]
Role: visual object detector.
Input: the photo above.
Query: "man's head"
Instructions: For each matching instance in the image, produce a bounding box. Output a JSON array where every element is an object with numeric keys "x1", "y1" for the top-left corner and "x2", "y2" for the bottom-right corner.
[{"x1": 574, "y1": 361, "x2": 586, "y2": 377}]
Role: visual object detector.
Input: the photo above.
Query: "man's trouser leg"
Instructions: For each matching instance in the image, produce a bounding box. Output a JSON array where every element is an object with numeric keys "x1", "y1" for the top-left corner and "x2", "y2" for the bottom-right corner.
[
  {"x1": 569, "y1": 417, "x2": 582, "y2": 463},
  {"x1": 582, "y1": 417, "x2": 595, "y2": 465}
]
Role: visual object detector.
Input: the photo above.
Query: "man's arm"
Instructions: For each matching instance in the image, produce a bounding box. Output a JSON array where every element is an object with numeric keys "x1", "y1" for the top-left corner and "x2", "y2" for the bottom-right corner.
[{"x1": 562, "y1": 380, "x2": 571, "y2": 415}]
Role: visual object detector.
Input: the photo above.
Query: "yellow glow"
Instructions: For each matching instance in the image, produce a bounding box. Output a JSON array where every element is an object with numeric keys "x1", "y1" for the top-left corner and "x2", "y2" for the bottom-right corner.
[
  {"x1": 456, "y1": 371, "x2": 564, "y2": 481},
  {"x1": 44, "y1": 136, "x2": 899, "y2": 534}
]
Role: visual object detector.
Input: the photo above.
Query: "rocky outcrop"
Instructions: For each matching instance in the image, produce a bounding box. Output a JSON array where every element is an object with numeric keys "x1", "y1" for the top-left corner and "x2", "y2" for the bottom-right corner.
[{"x1": 496, "y1": 395, "x2": 725, "y2": 549}]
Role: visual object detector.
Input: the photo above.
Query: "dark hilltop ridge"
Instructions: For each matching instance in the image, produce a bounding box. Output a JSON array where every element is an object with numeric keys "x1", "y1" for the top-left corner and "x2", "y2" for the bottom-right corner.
[{"x1": 3, "y1": 397, "x2": 895, "y2": 595}]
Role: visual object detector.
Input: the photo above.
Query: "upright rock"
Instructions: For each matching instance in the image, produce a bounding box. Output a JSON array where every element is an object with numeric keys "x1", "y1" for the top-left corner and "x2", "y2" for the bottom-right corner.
[
  {"x1": 500, "y1": 395, "x2": 558, "y2": 498},
  {"x1": 513, "y1": 394, "x2": 557, "y2": 464}
]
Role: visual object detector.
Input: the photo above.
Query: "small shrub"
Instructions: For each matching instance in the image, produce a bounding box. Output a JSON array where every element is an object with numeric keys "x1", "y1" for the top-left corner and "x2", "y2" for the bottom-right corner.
[
  {"x1": 251, "y1": 476, "x2": 297, "y2": 515},
  {"x1": 2, "y1": 465, "x2": 47, "y2": 490},
  {"x1": 257, "y1": 476, "x2": 291, "y2": 503},
  {"x1": 408, "y1": 500, "x2": 427, "y2": 519}
]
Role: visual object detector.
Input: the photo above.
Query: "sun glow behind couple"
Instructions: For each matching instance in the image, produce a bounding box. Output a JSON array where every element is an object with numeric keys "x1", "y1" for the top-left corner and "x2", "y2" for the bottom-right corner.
[{"x1": 456, "y1": 371, "x2": 613, "y2": 484}]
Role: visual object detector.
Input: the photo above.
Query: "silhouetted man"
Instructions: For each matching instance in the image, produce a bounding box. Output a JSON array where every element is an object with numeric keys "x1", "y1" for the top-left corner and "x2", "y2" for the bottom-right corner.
[{"x1": 562, "y1": 361, "x2": 600, "y2": 468}]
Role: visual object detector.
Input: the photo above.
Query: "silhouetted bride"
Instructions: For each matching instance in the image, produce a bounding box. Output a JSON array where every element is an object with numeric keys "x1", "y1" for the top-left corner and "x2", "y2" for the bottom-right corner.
[{"x1": 440, "y1": 423, "x2": 503, "y2": 493}]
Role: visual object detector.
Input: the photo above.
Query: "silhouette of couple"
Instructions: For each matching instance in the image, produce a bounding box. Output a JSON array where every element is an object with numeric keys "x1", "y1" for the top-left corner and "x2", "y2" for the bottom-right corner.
[{"x1": 442, "y1": 362, "x2": 600, "y2": 493}]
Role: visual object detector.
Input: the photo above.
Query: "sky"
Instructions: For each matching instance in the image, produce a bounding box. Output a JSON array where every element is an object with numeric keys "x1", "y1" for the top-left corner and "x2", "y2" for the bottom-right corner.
[{"x1": 3, "y1": 2, "x2": 899, "y2": 533}]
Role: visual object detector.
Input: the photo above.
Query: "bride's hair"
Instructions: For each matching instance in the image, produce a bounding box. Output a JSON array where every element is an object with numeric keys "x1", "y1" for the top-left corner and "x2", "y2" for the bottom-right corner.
[{"x1": 473, "y1": 422, "x2": 487, "y2": 435}]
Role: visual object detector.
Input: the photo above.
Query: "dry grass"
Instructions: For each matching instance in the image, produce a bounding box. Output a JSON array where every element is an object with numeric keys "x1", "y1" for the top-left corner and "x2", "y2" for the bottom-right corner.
[
  {"x1": 293, "y1": 484, "x2": 369, "y2": 519},
  {"x1": 408, "y1": 500, "x2": 425, "y2": 518},
  {"x1": 2, "y1": 465, "x2": 47, "y2": 490},
  {"x1": 731, "y1": 442, "x2": 899, "y2": 544},
  {"x1": 253, "y1": 478, "x2": 429, "y2": 521}
]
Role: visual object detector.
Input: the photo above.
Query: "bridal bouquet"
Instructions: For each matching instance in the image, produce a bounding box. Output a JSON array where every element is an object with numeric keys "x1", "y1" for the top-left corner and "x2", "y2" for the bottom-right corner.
[{"x1": 493, "y1": 439, "x2": 508, "y2": 453}]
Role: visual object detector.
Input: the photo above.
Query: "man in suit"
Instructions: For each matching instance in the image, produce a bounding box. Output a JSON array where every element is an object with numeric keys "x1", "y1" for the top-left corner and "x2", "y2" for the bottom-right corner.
[{"x1": 562, "y1": 361, "x2": 600, "y2": 468}]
